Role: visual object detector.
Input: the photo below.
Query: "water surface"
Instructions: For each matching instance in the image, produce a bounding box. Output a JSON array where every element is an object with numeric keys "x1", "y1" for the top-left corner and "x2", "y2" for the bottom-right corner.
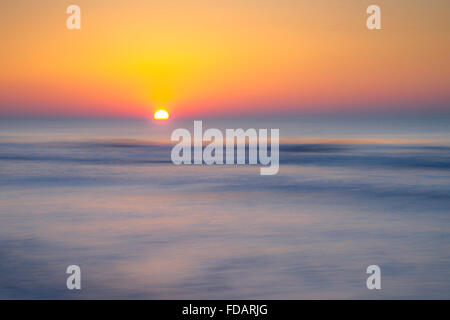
[{"x1": 0, "y1": 116, "x2": 449, "y2": 299}]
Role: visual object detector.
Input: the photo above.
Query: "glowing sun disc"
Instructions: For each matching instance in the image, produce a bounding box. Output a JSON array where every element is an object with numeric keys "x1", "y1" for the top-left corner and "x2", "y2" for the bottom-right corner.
[{"x1": 154, "y1": 109, "x2": 169, "y2": 120}]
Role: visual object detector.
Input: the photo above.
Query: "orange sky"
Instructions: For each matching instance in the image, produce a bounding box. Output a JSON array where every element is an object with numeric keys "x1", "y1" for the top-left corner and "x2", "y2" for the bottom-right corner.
[{"x1": 0, "y1": 0, "x2": 449, "y2": 118}]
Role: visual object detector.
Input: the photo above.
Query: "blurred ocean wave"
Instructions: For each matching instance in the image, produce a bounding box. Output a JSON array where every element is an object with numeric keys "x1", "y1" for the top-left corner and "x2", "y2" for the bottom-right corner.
[
  {"x1": 1, "y1": 140, "x2": 449, "y2": 169},
  {"x1": 0, "y1": 117, "x2": 450, "y2": 299}
]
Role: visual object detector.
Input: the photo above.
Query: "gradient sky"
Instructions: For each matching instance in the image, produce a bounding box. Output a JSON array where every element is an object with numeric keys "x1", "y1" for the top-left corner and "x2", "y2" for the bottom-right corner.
[{"x1": 0, "y1": 0, "x2": 449, "y2": 118}]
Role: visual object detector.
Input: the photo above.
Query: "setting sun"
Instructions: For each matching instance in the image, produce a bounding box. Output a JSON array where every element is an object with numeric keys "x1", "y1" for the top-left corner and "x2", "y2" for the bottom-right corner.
[{"x1": 154, "y1": 109, "x2": 169, "y2": 120}]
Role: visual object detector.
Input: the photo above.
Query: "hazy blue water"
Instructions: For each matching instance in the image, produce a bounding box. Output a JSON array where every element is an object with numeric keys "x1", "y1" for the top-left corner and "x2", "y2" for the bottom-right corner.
[{"x1": 0, "y1": 116, "x2": 449, "y2": 299}]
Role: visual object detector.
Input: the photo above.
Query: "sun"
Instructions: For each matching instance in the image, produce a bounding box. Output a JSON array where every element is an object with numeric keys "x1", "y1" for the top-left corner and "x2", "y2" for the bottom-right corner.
[{"x1": 154, "y1": 109, "x2": 169, "y2": 120}]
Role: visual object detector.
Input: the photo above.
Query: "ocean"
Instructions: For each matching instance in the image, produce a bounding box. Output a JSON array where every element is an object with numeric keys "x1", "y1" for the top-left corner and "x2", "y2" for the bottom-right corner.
[{"x1": 0, "y1": 115, "x2": 449, "y2": 298}]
